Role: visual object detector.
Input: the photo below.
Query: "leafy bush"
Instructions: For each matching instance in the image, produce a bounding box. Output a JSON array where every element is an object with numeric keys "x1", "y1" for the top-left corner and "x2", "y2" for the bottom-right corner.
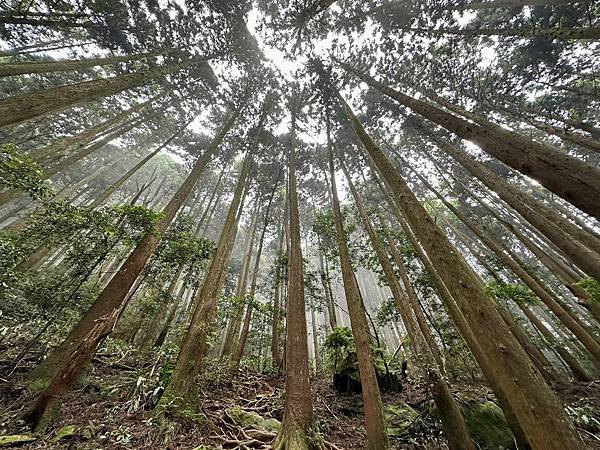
[
  {"x1": 485, "y1": 281, "x2": 538, "y2": 306},
  {"x1": 575, "y1": 277, "x2": 600, "y2": 304},
  {"x1": 0, "y1": 143, "x2": 53, "y2": 199}
]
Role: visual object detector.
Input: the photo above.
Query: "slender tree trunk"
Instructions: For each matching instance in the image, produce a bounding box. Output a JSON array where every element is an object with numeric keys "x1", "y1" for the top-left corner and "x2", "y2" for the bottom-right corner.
[
  {"x1": 411, "y1": 166, "x2": 600, "y2": 366},
  {"x1": 0, "y1": 49, "x2": 176, "y2": 78},
  {"x1": 310, "y1": 307, "x2": 321, "y2": 373},
  {"x1": 341, "y1": 63, "x2": 600, "y2": 220},
  {"x1": 271, "y1": 216, "x2": 285, "y2": 371},
  {"x1": 162, "y1": 144, "x2": 253, "y2": 409},
  {"x1": 88, "y1": 118, "x2": 193, "y2": 209},
  {"x1": 0, "y1": 58, "x2": 210, "y2": 128},
  {"x1": 340, "y1": 157, "x2": 474, "y2": 449},
  {"x1": 23, "y1": 110, "x2": 239, "y2": 429},
  {"x1": 274, "y1": 105, "x2": 318, "y2": 450},
  {"x1": 518, "y1": 304, "x2": 592, "y2": 382},
  {"x1": 231, "y1": 178, "x2": 279, "y2": 372},
  {"x1": 335, "y1": 89, "x2": 584, "y2": 449},
  {"x1": 326, "y1": 129, "x2": 388, "y2": 450},
  {"x1": 221, "y1": 199, "x2": 261, "y2": 357},
  {"x1": 32, "y1": 96, "x2": 157, "y2": 167},
  {"x1": 318, "y1": 249, "x2": 338, "y2": 330},
  {"x1": 399, "y1": 25, "x2": 600, "y2": 40},
  {"x1": 428, "y1": 135, "x2": 600, "y2": 278}
]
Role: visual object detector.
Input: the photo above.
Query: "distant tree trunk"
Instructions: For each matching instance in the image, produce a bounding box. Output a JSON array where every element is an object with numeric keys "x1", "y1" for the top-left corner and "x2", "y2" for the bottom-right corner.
[
  {"x1": 335, "y1": 88, "x2": 584, "y2": 450},
  {"x1": 88, "y1": 118, "x2": 193, "y2": 209},
  {"x1": 310, "y1": 307, "x2": 321, "y2": 373},
  {"x1": 0, "y1": 58, "x2": 210, "y2": 128},
  {"x1": 326, "y1": 128, "x2": 388, "y2": 450},
  {"x1": 161, "y1": 145, "x2": 253, "y2": 410},
  {"x1": 0, "y1": 118, "x2": 142, "y2": 209},
  {"x1": 137, "y1": 266, "x2": 185, "y2": 351},
  {"x1": 197, "y1": 168, "x2": 225, "y2": 229},
  {"x1": 32, "y1": 96, "x2": 158, "y2": 167},
  {"x1": 271, "y1": 217, "x2": 285, "y2": 371},
  {"x1": 274, "y1": 105, "x2": 318, "y2": 450},
  {"x1": 517, "y1": 304, "x2": 592, "y2": 382},
  {"x1": 0, "y1": 39, "x2": 64, "y2": 56},
  {"x1": 231, "y1": 178, "x2": 278, "y2": 372},
  {"x1": 521, "y1": 116, "x2": 600, "y2": 154},
  {"x1": 153, "y1": 279, "x2": 187, "y2": 349},
  {"x1": 341, "y1": 63, "x2": 600, "y2": 220},
  {"x1": 450, "y1": 0, "x2": 572, "y2": 10},
  {"x1": 399, "y1": 25, "x2": 600, "y2": 40},
  {"x1": 23, "y1": 110, "x2": 239, "y2": 430},
  {"x1": 428, "y1": 135, "x2": 600, "y2": 278},
  {"x1": 318, "y1": 248, "x2": 338, "y2": 330},
  {"x1": 221, "y1": 198, "x2": 261, "y2": 357},
  {"x1": 410, "y1": 166, "x2": 600, "y2": 366}
]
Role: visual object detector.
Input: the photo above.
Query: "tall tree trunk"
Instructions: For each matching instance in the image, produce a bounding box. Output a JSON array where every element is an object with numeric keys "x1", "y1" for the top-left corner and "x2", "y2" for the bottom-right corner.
[
  {"x1": 326, "y1": 128, "x2": 388, "y2": 450},
  {"x1": 428, "y1": 135, "x2": 600, "y2": 279},
  {"x1": 398, "y1": 25, "x2": 600, "y2": 40},
  {"x1": 32, "y1": 95, "x2": 158, "y2": 167},
  {"x1": 517, "y1": 303, "x2": 593, "y2": 382},
  {"x1": 0, "y1": 49, "x2": 176, "y2": 78},
  {"x1": 0, "y1": 58, "x2": 210, "y2": 128},
  {"x1": 409, "y1": 165, "x2": 600, "y2": 366},
  {"x1": 271, "y1": 215, "x2": 285, "y2": 371},
  {"x1": 162, "y1": 144, "x2": 253, "y2": 409},
  {"x1": 231, "y1": 178, "x2": 279, "y2": 372},
  {"x1": 274, "y1": 105, "x2": 318, "y2": 450},
  {"x1": 340, "y1": 157, "x2": 474, "y2": 450},
  {"x1": 23, "y1": 110, "x2": 239, "y2": 430},
  {"x1": 341, "y1": 63, "x2": 600, "y2": 220},
  {"x1": 88, "y1": 118, "x2": 193, "y2": 209},
  {"x1": 318, "y1": 248, "x2": 338, "y2": 330},
  {"x1": 335, "y1": 89, "x2": 584, "y2": 449},
  {"x1": 310, "y1": 307, "x2": 321, "y2": 373},
  {"x1": 221, "y1": 198, "x2": 261, "y2": 357}
]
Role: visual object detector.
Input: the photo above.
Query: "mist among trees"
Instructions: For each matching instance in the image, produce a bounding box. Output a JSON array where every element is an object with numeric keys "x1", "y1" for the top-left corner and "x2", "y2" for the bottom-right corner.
[{"x1": 0, "y1": 0, "x2": 599, "y2": 449}]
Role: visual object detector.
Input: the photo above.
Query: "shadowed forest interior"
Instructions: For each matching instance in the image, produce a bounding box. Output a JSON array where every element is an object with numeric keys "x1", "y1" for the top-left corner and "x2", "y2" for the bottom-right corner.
[{"x1": 0, "y1": 0, "x2": 600, "y2": 449}]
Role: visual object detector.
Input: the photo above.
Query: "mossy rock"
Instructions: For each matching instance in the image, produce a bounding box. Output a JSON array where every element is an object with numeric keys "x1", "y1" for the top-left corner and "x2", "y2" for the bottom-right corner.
[
  {"x1": 463, "y1": 400, "x2": 515, "y2": 449},
  {"x1": 51, "y1": 425, "x2": 77, "y2": 443},
  {"x1": 0, "y1": 434, "x2": 36, "y2": 447},
  {"x1": 385, "y1": 402, "x2": 420, "y2": 437},
  {"x1": 227, "y1": 407, "x2": 281, "y2": 432}
]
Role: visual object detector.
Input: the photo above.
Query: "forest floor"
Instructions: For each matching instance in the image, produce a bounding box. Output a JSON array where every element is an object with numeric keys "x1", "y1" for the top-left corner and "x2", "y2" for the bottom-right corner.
[{"x1": 0, "y1": 344, "x2": 599, "y2": 449}]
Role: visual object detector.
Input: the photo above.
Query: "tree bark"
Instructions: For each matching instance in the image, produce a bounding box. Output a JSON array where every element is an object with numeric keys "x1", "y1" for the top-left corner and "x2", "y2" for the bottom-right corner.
[
  {"x1": 341, "y1": 63, "x2": 600, "y2": 220},
  {"x1": 231, "y1": 178, "x2": 278, "y2": 372},
  {"x1": 428, "y1": 135, "x2": 600, "y2": 278},
  {"x1": 163, "y1": 123, "x2": 257, "y2": 409},
  {"x1": 23, "y1": 109, "x2": 239, "y2": 429},
  {"x1": 274, "y1": 104, "x2": 318, "y2": 450},
  {"x1": 326, "y1": 129, "x2": 388, "y2": 450},
  {"x1": 0, "y1": 58, "x2": 209, "y2": 128},
  {"x1": 409, "y1": 164, "x2": 600, "y2": 366},
  {"x1": 335, "y1": 89, "x2": 584, "y2": 450},
  {"x1": 340, "y1": 157, "x2": 474, "y2": 449}
]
